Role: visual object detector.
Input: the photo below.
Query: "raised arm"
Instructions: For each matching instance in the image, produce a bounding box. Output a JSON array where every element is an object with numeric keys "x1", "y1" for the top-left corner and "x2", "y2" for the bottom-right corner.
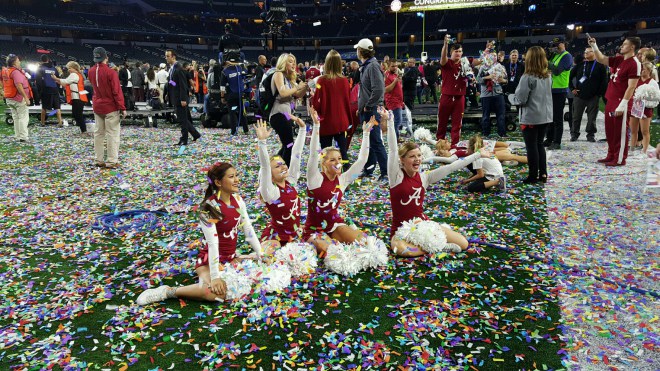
[
  {"x1": 440, "y1": 34, "x2": 450, "y2": 67},
  {"x1": 587, "y1": 36, "x2": 609, "y2": 66},
  {"x1": 255, "y1": 119, "x2": 280, "y2": 203},
  {"x1": 339, "y1": 117, "x2": 375, "y2": 190},
  {"x1": 423, "y1": 152, "x2": 483, "y2": 187},
  {"x1": 383, "y1": 107, "x2": 402, "y2": 187},
  {"x1": 287, "y1": 115, "x2": 307, "y2": 184},
  {"x1": 235, "y1": 195, "x2": 263, "y2": 258},
  {"x1": 306, "y1": 107, "x2": 324, "y2": 190},
  {"x1": 423, "y1": 155, "x2": 459, "y2": 164}
]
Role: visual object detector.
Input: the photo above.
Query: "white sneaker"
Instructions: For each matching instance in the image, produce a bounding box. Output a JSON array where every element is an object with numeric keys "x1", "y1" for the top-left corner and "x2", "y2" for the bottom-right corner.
[
  {"x1": 498, "y1": 176, "x2": 507, "y2": 192},
  {"x1": 502, "y1": 160, "x2": 519, "y2": 166},
  {"x1": 136, "y1": 285, "x2": 169, "y2": 306},
  {"x1": 444, "y1": 243, "x2": 462, "y2": 252}
]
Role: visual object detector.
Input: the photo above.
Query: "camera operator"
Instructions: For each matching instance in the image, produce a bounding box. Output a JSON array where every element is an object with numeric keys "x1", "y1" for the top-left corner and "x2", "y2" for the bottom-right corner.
[{"x1": 544, "y1": 37, "x2": 573, "y2": 150}]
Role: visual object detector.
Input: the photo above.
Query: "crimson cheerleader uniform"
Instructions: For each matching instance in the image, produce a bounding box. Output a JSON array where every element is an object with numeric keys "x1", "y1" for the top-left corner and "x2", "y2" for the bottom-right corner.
[
  {"x1": 196, "y1": 194, "x2": 262, "y2": 281},
  {"x1": 257, "y1": 127, "x2": 306, "y2": 245},
  {"x1": 302, "y1": 123, "x2": 371, "y2": 240},
  {"x1": 387, "y1": 118, "x2": 482, "y2": 237}
]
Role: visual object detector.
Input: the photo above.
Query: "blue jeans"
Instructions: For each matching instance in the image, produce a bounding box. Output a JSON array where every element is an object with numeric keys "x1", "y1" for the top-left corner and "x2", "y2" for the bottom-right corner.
[
  {"x1": 391, "y1": 107, "x2": 402, "y2": 138},
  {"x1": 481, "y1": 95, "x2": 506, "y2": 137},
  {"x1": 203, "y1": 94, "x2": 209, "y2": 114},
  {"x1": 360, "y1": 108, "x2": 388, "y2": 177}
]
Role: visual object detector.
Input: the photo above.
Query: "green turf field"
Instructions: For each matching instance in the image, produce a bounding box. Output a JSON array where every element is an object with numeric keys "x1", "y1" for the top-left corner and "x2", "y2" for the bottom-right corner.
[{"x1": 0, "y1": 101, "x2": 656, "y2": 370}]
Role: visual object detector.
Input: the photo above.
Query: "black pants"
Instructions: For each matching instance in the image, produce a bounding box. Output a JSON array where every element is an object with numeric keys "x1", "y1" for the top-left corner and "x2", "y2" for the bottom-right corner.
[
  {"x1": 426, "y1": 82, "x2": 438, "y2": 104},
  {"x1": 522, "y1": 123, "x2": 548, "y2": 180},
  {"x1": 176, "y1": 104, "x2": 200, "y2": 144},
  {"x1": 404, "y1": 94, "x2": 415, "y2": 110},
  {"x1": 571, "y1": 95, "x2": 599, "y2": 139},
  {"x1": 270, "y1": 113, "x2": 294, "y2": 166},
  {"x1": 320, "y1": 132, "x2": 348, "y2": 166},
  {"x1": 227, "y1": 95, "x2": 248, "y2": 135},
  {"x1": 467, "y1": 177, "x2": 489, "y2": 193},
  {"x1": 71, "y1": 99, "x2": 86, "y2": 133},
  {"x1": 546, "y1": 92, "x2": 566, "y2": 145},
  {"x1": 361, "y1": 109, "x2": 388, "y2": 178}
]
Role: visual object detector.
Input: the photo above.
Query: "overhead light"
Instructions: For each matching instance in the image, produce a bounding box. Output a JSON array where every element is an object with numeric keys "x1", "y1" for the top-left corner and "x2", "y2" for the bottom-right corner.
[
  {"x1": 313, "y1": 21, "x2": 321, "y2": 26},
  {"x1": 27, "y1": 63, "x2": 38, "y2": 72},
  {"x1": 567, "y1": 24, "x2": 575, "y2": 30},
  {"x1": 390, "y1": 0, "x2": 401, "y2": 12}
]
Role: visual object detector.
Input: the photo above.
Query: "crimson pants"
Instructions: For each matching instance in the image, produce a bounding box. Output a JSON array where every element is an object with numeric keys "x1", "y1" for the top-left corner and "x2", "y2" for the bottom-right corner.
[
  {"x1": 436, "y1": 94, "x2": 465, "y2": 144},
  {"x1": 604, "y1": 99, "x2": 630, "y2": 164}
]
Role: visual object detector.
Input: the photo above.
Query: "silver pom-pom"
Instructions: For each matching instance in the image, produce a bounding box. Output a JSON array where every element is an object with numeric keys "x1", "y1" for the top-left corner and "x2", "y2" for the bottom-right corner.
[
  {"x1": 414, "y1": 127, "x2": 434, "y2": 144},
  {"x1": 324, "y1": 242, "x2": 363, "y2": 277},
  {"x1": 253, "y1": 262, "x2": 292, "y2": 293},
  {"x1": 394, "y1": 218, "x2": 452, "y2": 254},
  {"x1": 274, "y1": 242, "x2": 318, "y2": 277},
  {"x1": 354, "y1": 236, "x2": 389, "y2": 269},
  {"x1": 217, "y1": 262, "x2": 255, "y2": 300},
  {"x1": 419, "y1": 144, "x2": 435, "y2": 162},
  {"x1": 634, "y1": 83, "x2": 660, "y2": 108}
]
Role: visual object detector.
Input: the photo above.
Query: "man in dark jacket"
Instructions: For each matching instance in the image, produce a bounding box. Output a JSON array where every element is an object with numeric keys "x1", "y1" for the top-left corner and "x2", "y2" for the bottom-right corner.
[
  {"x1": 131, "y1": 62, "x2": 145, "y2": 102},
  {"x1": 504, "y1": 49, "x2": 525, "y2": 110},
  {"x1": 423, "y1": 60, "x2": 439, "y2": 104},
  {"x1": 402, "y1": 58, "x2": 420, "y2": 110},
  {"x1": 569, "y1": 46, "x2": 608, "y2": 142},
  {"x1": 166, "y1": 49, "x2": 201, "y2": 146},
  {"x1": 36, "y1": 55, "x2": 62, "y2": 125}
]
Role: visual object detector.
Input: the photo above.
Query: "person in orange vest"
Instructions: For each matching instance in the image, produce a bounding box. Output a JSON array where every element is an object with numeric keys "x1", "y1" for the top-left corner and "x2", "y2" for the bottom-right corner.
[
  {"x1": 53, "y1": 61, "x2": 90, "y2": 136},
  {"x1": 2, "y1": 54, "x2": 33, "y2": 142}
]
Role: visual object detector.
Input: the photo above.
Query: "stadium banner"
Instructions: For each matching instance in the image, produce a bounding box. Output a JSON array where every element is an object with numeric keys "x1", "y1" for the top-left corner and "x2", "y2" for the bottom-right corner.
[{"x1": 398, "y1": 0, "x2": 521, "y2": 12}]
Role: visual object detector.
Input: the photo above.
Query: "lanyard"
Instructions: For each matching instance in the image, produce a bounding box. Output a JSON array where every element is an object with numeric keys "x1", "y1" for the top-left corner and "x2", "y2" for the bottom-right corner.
[
  {"x1": 509, "y1": 63, "x2": 516, "y2": 77},
  {"x1": 583, "y1": 61, "x2": 596, "y2": 79}
]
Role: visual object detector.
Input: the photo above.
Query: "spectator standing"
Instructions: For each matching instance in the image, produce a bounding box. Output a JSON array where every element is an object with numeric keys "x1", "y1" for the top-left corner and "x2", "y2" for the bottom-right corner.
[
  {"x1": 254, "y1": 55, "x2": 267, "y2": 87},
  {"x1": 504, "y1": 49, "x2": 525, "y2": 103},
  {"x1": 53, "y1": 61, "x2": 90, "y2": 135},
  {"x1": 220, "y1": 61, "x2": 249, "y2": 135},
  {"x1": 402, "y1": 58, "x2": 420, "y2": 110},
  {"x1": 384, "y1": 59, "x2": 404, "y2": 138},
  {"x1": 569, "y1": 46, "x2": 608, "y2": 142},
  {"x1": 36, "y1": 55, "x2": 62, "y2": 126},
  {"x1": 305, "y1": 60, "x2": 321, "y2": 82},
  {"x1": 131, "y1": 62, "x2": 145, "y2": 102},
  {"x1": 88, "y1": 47, "x2": 126, "y2": 168},
  {"x1": 477, "y1": 50, "x2": 507, "y2": 138},
  {"x1": 311, "y1": 50, "x2": 352, "y2": 163},
  {"x1": 355, "y1": 38, "x2": 388, "y2": 183},
  {"x1": 2, "y1": 54, "x2": 32, "y2": 142},
  {"x1": 166, "y1": 49, "x2": 201, "y2": 146},
  {"x1": 156, "y1": 63, "x2": 168, "y2": 103},
  {"x1": 423, "y1": 60, "x2": 439, "y2": 104},
  {"x1": 348, "y1": 61, "x2": 360, "y2": 88},
  {"x1": 545, "y1": 38, "x2": 574, "y2": 150}
]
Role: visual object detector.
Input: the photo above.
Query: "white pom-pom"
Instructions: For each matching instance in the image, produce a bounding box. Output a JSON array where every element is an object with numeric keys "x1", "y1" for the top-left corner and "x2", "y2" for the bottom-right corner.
[
  {"x1": 218, "y1": 262, "x2": 254, "y2": 300},
  {"x1": 255, "y1": 262, "x2": 292, "y2": 293},
  {"x1": 355, "y1": 236, "x2": 389, "y2": 269},
  {"x1": 395, "y1": 218, "x2": 452, "y2": 254},
  {"x1": 274, "y1": 242, "x2": 318, "y2": 277},
  {"x1": 634, "y1": 83, "x2": 660, "y2": 108},
  {"x1": 419, "y1": 144, "x2": 435, "y2": 161},
  {"x1": 324, "y1": 242, "x2": 362, "y2": 277},
  {"x1": 414, "y1": 127, "x2": 434, "y2": 143}
]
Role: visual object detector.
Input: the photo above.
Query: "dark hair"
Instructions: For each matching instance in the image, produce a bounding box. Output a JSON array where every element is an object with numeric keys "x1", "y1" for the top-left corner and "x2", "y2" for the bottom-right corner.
[
  {"x1": 146, "y1": 67, "x2": 155, "y2": 81},
  {"x1": 199, "y1": 162, "x2": 234, "y2": 221},
  {"x1": 270, "y1": 57, "x2": 278, "y2": 66},
  {"x1": 41, "y1": 54, "x2": 50, "y2": 63},
  {"x1": 626, "y1": 37, "x2": 641, "y2": 52},
  {"x1": 358, "y1": 47, "x2": 375, "y2": 59},
  {"x1": 6, "y1": 54, "x2": 19, "y2": 67},
  {"x1": 450, "y1": 43, "x2": 462, "y2": 52},
  {"x1": 166, "y1": 49, "x2": 177, "y2": 58}
]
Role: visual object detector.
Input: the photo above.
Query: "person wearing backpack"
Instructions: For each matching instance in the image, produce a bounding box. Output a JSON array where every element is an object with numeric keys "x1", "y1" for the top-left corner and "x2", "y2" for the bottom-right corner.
[
  {"x1": 268, "y1": 53, "x2": 308, "y2": 166},
  {"x1": 220, "y1": 61, "x2": 249, "y2": 135},
  {"x1": 36, "y1": 55, "x2": 63, "y2": 126},
  {"x1": 2, "y1": 54, "x2": 33, "y2": 142}
]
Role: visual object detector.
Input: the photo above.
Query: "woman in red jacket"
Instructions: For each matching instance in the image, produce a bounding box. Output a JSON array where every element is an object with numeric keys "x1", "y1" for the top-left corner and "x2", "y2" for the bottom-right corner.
[{"x1": 311, "y1": 50, "x2": 351, "y2": 166}]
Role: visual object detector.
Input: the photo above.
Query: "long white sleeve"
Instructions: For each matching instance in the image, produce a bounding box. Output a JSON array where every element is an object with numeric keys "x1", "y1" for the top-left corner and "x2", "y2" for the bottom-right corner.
[
  {"x1": 257, "y1": 140, "x2": 280, "y2": 204},
  {"x1": 200, "y1": 219, "x2": 222, "y2": 280},
  {"x1": 286, "y1": 127, "x2": 307, "y2": 185},
  {"x1": 339, "y1": 127, "x2": 371, "y2": 191},
  {"x1": 235, "y1": 195, "x2": 263, "y2": 257},
  {"x1": 423, "y1": 155, "x2": 459, "y2": 164},
  {"x1": 307, "y1": 124, "x2": 324, "y2": 190},
  {"x1": 386, "y1": 118, "x2": 403, "y2": 188},
  {"x1": 422, "y1": 153, "x2": 482, "y2": 188}
]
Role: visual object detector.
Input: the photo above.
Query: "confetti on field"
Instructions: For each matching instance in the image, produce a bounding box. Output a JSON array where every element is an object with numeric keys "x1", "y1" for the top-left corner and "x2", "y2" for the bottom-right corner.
[{"x1": 0, "y1": 110, "x2": 657, "y2": 370}]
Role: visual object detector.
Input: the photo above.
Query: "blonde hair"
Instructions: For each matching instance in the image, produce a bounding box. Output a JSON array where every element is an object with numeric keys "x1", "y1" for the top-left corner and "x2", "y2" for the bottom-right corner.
[
  {"x1": 66, "y1": 61, "x2": 81, "y2": 72},
  {"x1": 275, "y1": 53, "x2": 297, "y2": 83},
  {"x1": 323, "y1": 50, "x2": 343, "y2": 79},
  {"x1": 320, "y1": 147, "x2": 342, "y2": 171},
  {"x1": 434, "y1": 139, "x2": 451, "y2": 157},
  {"x1": 641, "y1": 61, "x2": 655, "y2": 74},
  {"x1": 398, "y1": 142, "x2": 420, "y2": 158},
  {"x1": 524, "y1": 46, "x2": 550, "y2": 79},
  {"x1": 642, "y1": 48, "x2": 656, "y2": 63},
  {"x1": 468, "y1": 134, "x2": 483, "y2": 153}
]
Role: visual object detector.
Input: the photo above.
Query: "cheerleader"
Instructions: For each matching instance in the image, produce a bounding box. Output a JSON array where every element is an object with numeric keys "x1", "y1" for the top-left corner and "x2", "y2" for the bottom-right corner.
[
  {"x1": 304, "y1": 107, "x2": 388, "y2": 276},
  {"x1": 256, "y1": 118, "x2": 319, "y2": 276},
  {"x1": 629, "y1": 62, "x2": 660, "y2": 155},
  {"x1": 385, "y1": 108, "x2": 490, "y2": 257},
  {"x1": 136, "y1": 162, "x2": 264, "y2": 305},
  {"x1": 414, "y1": 127, "x2": 526, "y2": 165}
]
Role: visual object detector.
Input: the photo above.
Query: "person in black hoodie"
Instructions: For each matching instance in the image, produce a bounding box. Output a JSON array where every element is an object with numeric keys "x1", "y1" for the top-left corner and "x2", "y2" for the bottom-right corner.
[{"x1": 569, "y1": 46, "x2": 608, "y2": 142}]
